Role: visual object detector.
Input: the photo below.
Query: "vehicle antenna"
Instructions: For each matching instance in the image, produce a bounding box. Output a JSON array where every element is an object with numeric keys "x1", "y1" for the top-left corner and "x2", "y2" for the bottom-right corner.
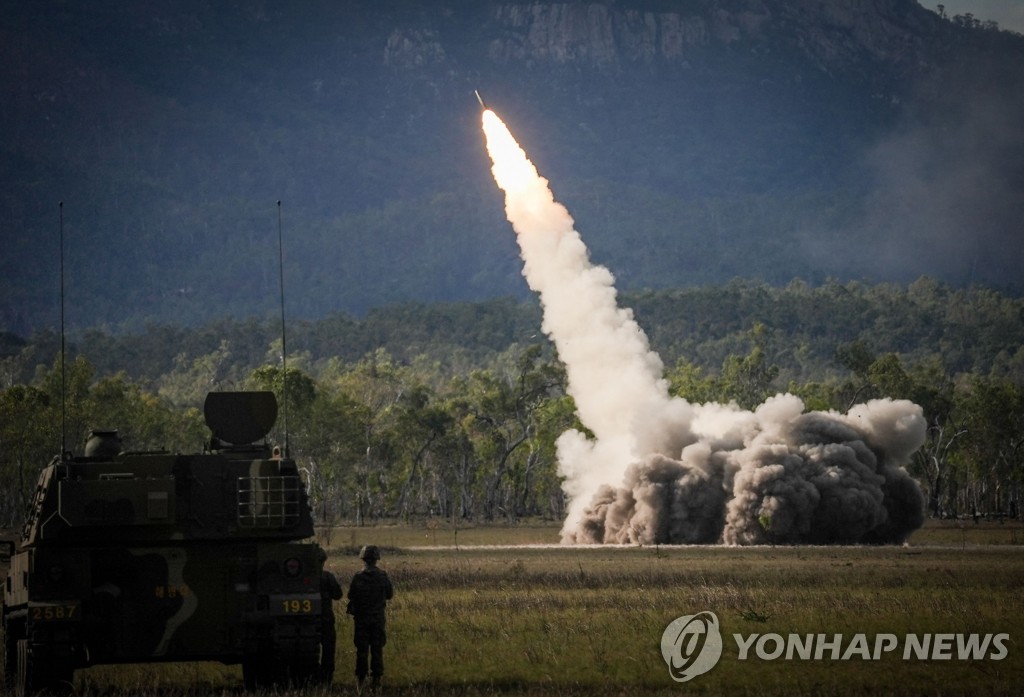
[
  {"x1": 59, "y1": 201, "x2": 67, "y2": 458},
  {"x1": 277, "y1": 200, "x2": 290, "y2": 458}
]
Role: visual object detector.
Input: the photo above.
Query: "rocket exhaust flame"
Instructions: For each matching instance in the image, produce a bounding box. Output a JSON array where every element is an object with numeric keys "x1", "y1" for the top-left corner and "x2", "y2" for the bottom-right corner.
[{"x1": 481, "y1": 110, "x2": 926, "y2": 545}]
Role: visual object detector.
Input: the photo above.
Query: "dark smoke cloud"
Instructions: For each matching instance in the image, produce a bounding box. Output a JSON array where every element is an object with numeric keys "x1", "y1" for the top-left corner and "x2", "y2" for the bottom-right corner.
[
  {"x1": 568, "y1": 396, "x2": 926, "y2": 545},
  {"x1": 576, "y1": 453, "x2": 728, "y2": 545}
]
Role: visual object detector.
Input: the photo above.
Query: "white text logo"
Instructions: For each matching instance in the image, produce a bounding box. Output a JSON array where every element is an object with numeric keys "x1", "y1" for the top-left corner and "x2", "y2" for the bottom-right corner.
[{"x1": 734, "y1": 633, "x2": 1010, "y2": 661}]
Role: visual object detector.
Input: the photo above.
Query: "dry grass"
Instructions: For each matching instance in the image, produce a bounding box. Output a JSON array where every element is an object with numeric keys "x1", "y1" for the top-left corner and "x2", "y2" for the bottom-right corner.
[
  {"x1": 36, "y1": 520, "x2": 1024, "y2": 695},
  {"x1": 376, "y1": 544, "x2": 1023, "y2": 693}
]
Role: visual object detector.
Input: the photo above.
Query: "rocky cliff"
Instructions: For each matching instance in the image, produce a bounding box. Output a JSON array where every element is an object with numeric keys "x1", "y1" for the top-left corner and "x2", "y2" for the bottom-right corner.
[{"x1": 386, "y1": 1, "x2": 943, "y2": 77}]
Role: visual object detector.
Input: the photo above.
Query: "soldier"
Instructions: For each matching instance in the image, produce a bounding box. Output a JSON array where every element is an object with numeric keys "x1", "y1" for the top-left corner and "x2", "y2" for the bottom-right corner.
[
  {"x1": 319, "y1": 549, "x2": 343, "y2": 685},
  {"x1": 346, "y1": 544, "x2": 394, "y2": 690}
]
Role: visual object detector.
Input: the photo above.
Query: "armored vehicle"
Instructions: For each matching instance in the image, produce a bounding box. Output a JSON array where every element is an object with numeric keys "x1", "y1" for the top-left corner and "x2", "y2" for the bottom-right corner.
[{"x1": 2, "y1": 391, "x2": 326, "y2": 695}]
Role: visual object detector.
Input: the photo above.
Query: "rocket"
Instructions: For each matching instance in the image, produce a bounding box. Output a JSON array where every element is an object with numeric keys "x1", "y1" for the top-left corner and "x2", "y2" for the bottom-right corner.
[{"x1": 474, "y1": 90, "x2": 487, "y2": 110}]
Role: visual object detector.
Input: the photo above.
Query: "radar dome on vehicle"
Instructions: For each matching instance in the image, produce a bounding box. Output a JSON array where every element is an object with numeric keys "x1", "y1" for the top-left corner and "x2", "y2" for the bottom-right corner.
[
  {"x1": 203, "y1": 391, "x2": 278, "y2": 445},
  {"x1": 84, "y1": 430, "x2": 123, "y2": 458}
]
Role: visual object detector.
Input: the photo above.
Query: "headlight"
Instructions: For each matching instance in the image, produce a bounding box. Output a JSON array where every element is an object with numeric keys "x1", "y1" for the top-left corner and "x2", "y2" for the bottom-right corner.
[{"x1": 283, "y1": 557, "x2": 303, "y2": 578}]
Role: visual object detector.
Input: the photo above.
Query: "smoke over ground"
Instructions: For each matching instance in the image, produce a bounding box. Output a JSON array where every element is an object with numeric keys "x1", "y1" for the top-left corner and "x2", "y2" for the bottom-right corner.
[{"x1": 481, "y1": 109, "x2": 926, "y2": 545}]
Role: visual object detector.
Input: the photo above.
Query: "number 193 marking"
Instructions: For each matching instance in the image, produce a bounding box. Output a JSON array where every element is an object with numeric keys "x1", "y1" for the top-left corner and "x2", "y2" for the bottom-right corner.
[{"x1": 282, "y1": 599, "x2": 314, "y2": 614}]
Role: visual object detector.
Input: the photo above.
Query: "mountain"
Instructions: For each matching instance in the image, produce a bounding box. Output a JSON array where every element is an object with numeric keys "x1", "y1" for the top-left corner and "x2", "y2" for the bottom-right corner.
[{"x1": 2, "y1": 0, "x2": 1023, "y2": 333}]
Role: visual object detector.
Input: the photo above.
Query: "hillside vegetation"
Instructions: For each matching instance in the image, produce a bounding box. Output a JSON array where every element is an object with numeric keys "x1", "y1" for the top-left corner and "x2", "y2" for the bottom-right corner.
[{"x1": 2, "y1": 279, "x2": 1022, "y2": 529}]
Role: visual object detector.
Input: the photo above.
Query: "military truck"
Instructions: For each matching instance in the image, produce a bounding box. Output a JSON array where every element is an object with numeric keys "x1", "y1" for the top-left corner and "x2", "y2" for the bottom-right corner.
[{"x1": 2, "y1": 391, "x2": 327, "y2": 695}]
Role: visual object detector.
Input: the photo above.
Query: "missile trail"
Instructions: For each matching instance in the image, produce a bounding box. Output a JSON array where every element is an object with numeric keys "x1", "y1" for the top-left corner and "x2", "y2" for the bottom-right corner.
[{"x1": 479, "y1": 108, "x2": 928, "y2": 546}]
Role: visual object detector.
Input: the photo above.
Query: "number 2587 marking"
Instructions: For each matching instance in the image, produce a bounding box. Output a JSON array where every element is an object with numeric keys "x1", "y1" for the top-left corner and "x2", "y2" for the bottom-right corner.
[{"x1": 31, "y1": 605, "x2": 77, "y2": 621}]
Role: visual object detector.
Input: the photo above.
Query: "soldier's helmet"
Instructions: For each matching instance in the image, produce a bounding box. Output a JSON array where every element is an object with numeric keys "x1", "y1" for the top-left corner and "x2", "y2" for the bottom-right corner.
[{"x1": 359, "y1": 545, "x2": 381, "y2": 562}]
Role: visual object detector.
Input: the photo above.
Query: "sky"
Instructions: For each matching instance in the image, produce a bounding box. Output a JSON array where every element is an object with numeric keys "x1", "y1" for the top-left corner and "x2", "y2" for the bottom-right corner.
[{"x1": 927, "y1": 0, "x2": 1024, "y2": 32}]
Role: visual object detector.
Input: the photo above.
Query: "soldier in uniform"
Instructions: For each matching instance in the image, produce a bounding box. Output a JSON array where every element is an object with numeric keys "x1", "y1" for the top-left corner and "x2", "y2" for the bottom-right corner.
[
  {"x1": 318, "y1": 548, "x2": 343, "y2": 685},
  {"x1": 346, "y1": 544, "x2": 394, "y2": 690}
]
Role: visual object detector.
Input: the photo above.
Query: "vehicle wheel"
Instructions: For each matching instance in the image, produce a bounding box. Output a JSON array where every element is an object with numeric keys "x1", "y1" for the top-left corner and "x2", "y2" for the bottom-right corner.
[
  {"x1": 48, "y1": 661, "x2": 75, "y2": 696},
  {"x1": 15, "y1": 640, "x2": 72, "y2": 697},
  {"x1": 3, "y1": 623, "x2": 20, "y2": 692},
  {"x1": 242, "y1": 655, "x2": 266, "y2": 691},
  {"x1": 16, "y1": 638, "x2": 30, "y2": 697},
  {"x1": 286, "y1": 654, "x2": 319, "y2": 688},
  {"x1": 242, "y1": 649, "x2": 279, "y2": 692},
  {"x1": 241, "y1": 656, "x2": 258, "y2": 692}
]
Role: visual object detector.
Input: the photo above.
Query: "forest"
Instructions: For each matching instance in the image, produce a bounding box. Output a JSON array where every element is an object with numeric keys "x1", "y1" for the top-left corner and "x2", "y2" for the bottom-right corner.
[{"x1": 1, "y1": 278, "x2": 1022, "y2": 532}]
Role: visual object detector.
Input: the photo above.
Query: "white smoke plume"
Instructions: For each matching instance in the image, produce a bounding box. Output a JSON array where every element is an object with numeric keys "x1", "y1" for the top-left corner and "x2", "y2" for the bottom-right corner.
[{"x1": 481, "y1": 109, "x2": 926, "y2": 545}]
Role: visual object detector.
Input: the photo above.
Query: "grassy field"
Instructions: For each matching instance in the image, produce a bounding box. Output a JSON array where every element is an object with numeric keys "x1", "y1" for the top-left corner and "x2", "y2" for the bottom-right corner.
[{"x1": 44, "y1": 520, "x2": 1024, "y2": 695}]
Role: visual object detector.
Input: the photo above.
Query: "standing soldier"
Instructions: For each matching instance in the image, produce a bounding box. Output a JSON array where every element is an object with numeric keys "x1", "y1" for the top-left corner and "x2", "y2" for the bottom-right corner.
[
  {"x1": 319, "y1": 549, "x2": 343, "y2": 685},
  {"x1": 346, "y1": 544, "x2": 394, "y2": 690}
]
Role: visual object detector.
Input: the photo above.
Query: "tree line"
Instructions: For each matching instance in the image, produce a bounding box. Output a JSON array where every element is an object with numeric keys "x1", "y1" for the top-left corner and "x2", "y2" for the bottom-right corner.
[{"x1": 1, "y1": 278, "x2": 1022, "y2": 528}]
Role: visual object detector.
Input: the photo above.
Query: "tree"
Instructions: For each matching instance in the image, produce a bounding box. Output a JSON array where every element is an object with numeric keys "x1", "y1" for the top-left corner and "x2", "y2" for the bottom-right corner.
[
  {"x1": 666, "y1": 359, "x2": 718, "y2": 404},
  {"x1": 461, "y1": 345, "x2": 565, "y2": 521},
  {"x1": 36, "y1": 354, "x2": 95, "y2": 456},
  {"x1": 248, "y1": 363, "x2": 317, "y2": 449},
  {"x1": 0, "y1": 385, "x2": 52, "y2": 524},
  {"x1": 521, "y1": 395, "x2": 579, "y2": 519},
  {"x1": 863, "y1": 352, "x2": 961, "y2": 517},
  {"x1": 298, "y1": 390, "x2": 373, "y2": 533},
  {"x1": 157, "y1": 340, "x2": 240, "y2": 408},
  {"x1": 87, "y1": 372, "x2": 205, "y2": 453},
  {"x1": 955, "y1": 377, "x2": 1024, "y2": 515},
  {"x1": 391, "y1": 385, "x2": 453, "y2": 520},
  {"x1": 326, "y1": 350, "x2": 417, "y2": 523},
  {"x1": 717, "y1": 323, "x2": 780, "y2": 409}
]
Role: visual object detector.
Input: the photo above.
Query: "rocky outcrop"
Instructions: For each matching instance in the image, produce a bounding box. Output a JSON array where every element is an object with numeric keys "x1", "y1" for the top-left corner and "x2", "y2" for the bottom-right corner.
[
  {"x1": 486, "y1": 2, "x2": 772, "y2": 66},
  {"x1": 774, "y1": 0, "x2": 941, "y2": 73},
  {"x1": 384, "y1": 28, "x2": 447, "y2": 67},
  {"x1": 370, "y1": 0, "x2": 942, "y2": 77}
]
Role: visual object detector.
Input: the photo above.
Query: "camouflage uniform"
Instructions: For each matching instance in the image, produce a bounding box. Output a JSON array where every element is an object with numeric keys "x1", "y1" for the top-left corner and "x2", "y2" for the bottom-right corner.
[
  {"x1": 346, "y1": 545, "x2": 394, "y2": 687},
  {"x1": 319, "y1": 561, "x2": 343, "y2": 684}
]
